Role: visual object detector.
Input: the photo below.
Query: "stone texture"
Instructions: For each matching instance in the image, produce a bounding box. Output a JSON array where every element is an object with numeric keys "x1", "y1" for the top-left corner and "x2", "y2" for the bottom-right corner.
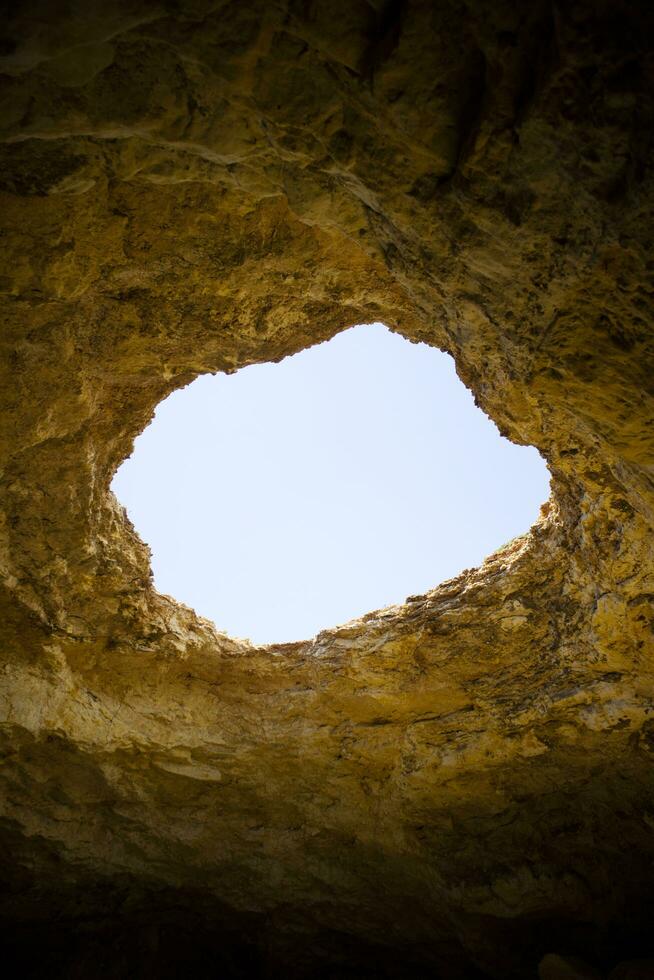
[
  {"x1": 1, "y1": 1, "x2": 654, "y2": 977},
  {"x1": 609, "y1": 961, "x2": 654, "y2": 980}
]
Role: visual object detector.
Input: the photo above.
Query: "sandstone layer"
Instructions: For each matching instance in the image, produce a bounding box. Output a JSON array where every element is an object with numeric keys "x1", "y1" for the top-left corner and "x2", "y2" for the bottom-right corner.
[{"x1": 1, "y1": 1, "x2": 654, "y2": 977}]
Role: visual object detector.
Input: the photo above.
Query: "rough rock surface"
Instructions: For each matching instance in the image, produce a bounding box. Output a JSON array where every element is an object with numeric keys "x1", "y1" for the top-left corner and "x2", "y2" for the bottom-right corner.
[
  {"x1": 538, "y1": 954, "x2": 603, "y2": 980},
  {"x1": 1, "y1": 1, "x2": 653, "y2": 977}
]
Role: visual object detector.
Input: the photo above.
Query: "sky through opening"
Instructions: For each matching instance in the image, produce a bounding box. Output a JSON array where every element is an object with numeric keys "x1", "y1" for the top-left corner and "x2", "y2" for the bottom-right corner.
[{"x1": 112, "y1": 323, "x2": 550, "y2": 644}]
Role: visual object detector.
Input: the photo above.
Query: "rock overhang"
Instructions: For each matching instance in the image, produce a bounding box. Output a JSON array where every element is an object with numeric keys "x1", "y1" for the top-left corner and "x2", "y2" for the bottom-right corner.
[{"x1": 1, "y1": 1, "x2": 654, "y2": 977}]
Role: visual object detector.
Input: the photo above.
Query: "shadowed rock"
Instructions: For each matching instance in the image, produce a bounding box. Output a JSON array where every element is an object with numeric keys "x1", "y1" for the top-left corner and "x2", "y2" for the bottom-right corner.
[{"x1": 1, "y1": 1, "x2": 654, "y2": 977}]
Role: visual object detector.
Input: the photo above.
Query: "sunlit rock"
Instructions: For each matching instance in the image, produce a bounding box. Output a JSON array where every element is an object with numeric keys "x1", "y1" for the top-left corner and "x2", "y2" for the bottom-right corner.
[{"x1": 1, "y1": 1, "x2": 654, "y2": 977}]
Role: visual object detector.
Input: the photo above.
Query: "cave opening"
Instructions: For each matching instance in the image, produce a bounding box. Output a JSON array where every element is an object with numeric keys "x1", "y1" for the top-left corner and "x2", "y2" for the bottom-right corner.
[{"x1": 111, "y1": 322, "x2": 549, "y2": 645}]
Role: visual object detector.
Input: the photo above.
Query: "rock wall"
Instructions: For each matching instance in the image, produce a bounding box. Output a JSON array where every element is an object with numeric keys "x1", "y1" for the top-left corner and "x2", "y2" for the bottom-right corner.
[{"x1": 1, "y1": 1, "x2": 653, "y2": 977}]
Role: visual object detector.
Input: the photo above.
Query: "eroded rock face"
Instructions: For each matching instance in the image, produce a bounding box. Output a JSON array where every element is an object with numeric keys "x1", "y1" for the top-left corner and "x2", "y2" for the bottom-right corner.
[{"x1": 1, "y1": 2, "x2": 653, "y2": 977}]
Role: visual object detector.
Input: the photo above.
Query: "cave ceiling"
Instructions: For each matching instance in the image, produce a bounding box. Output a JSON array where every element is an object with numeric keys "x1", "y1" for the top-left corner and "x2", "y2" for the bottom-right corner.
[{"x1": 1, "y1": 1, "x2": 654, "y2": 977}]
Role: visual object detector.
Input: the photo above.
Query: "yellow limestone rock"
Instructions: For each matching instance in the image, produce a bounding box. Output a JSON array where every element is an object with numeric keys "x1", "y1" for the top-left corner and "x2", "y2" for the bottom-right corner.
[{"x1": 1, "y1": 1, "x2": 654, "y2": 977}]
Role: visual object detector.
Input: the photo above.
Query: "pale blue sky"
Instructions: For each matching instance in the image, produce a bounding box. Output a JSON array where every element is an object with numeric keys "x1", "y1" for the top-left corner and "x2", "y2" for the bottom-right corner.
[{"x1": 112, "y1": 323, "x2": 549, "y2": 644}]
